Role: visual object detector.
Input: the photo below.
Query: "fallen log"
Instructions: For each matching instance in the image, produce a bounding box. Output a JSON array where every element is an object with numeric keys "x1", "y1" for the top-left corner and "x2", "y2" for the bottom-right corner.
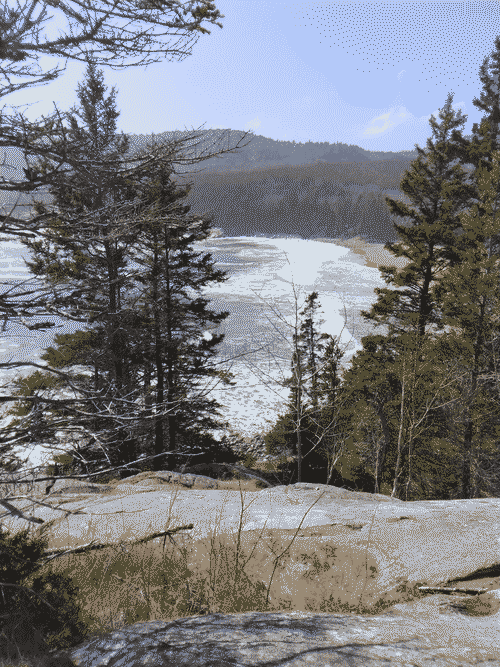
[{"x1": 418, "y1": 586, "x2": 490, "y2": 595}]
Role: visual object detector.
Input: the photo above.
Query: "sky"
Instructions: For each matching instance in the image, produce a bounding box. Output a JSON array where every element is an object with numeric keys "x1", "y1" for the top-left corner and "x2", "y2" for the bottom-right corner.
[{"x1": 1, "y1": 1, "x2": 500, "y2": 153}]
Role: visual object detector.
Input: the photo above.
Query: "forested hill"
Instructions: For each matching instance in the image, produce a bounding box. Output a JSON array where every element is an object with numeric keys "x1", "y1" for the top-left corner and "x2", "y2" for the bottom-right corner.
[
  {"x1": 161, "y1": 129, "x2": 477, "y2": 245},
  {"x1": 0, "y1": 129, "x2": 477, "y2": 246}
]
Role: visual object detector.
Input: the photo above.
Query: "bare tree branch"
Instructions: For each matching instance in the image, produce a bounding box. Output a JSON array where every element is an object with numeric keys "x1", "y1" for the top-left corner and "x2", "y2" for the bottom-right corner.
[{"x1": 0, "y1": 0, "x2": 225, "y2": 98}]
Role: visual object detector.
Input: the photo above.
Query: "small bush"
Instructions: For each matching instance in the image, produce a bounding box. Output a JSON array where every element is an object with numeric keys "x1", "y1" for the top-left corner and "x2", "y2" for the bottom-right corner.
[{"x1": 0, "y1": 524, "x2": 91, "y2": 664}]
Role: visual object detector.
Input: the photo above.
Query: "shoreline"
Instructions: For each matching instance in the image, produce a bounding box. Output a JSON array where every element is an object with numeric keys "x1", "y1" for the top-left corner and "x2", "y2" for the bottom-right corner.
[{"x1": 200, "y1": 229, "x2": 412, "y2": 271}]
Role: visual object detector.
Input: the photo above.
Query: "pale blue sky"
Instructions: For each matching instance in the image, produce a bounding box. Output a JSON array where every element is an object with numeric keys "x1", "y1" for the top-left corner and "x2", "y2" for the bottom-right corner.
[{"x1": 2, "y1": 0, "x2": 499, "y2": 153}]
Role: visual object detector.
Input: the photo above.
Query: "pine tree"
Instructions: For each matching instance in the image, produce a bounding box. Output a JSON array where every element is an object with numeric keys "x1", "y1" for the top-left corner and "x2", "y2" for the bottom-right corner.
[
  {"x1": 100, "y1": 157, "x2": 242, "y2": 472},
  {"x1": 262, "y1": 289, "x2": 371, "y2": 488},
  {"x1": 444, "y1": 35, "x2": 500, "y2": 209},
  {"x1": 334, "y1": 329, "x2": 465, "y2": 499},
  {"x1": 429, "y1": 150, "x2": 500, "y2": 498},
  {"x1": 354, "y1": 40, "x2": 500, "y2": 499},
  {"x1": 364, "y1": 92, "x2": 477, "y2": 346},
  {"x1": 276, "y1": 291, "x2": 333, "y2": 483},
  {"x1": 14, "y1": 57, "x2": 160, "y2": 471},
  {"x1": 341, "y1": 92, "x2": 478, "y2": 498},
  {"x1": 437, "y1": 42, "x2": 500, "y2": 470},
  {"x1": 331, "y1": 334, "x2": 411, "y2": 495},
  {"x1": 9, "y1": 58, "x2": 240, "y2": 477},
  {"x1": 0, "y1": 35, "x2": 254, "y2": 477},
  {"x1": 307, "y1": 333, "x2": 367, "y2": 487},
  {"x1": 405, "y1": 38, "x2": 500, "y2": 498}
]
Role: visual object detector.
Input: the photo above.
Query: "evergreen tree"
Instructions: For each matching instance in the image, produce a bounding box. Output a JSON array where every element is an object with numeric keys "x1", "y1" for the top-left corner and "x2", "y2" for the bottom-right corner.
[
  {"x1": 331, "y1": 334, "x2": 411, "y2": 495},
  {"x1": 262, "y1": 290, "x2": 371, "y2": 488},
  {"x1": 335, "y1": 330, "x2": 466, "y2": 499},
  {"x1": 0, "y1": 41, "x2": 253, "y2": 478},
  {"x1": 308, "y1": 333, "x2": 369, "y2": 488},
  {"x1": 365, "y1": 92, "x2": 477, "y2": 347},
  {"x1": 431, "y1": 37, "x2": 500, "y2": 410},
  {"x1": 276, "y1": 291, "x2": 333, "y2": 483},
  {"x1": 437, "y1": 41, "x2": 500, "y2": 462},
  {"x1": 295, "y1": 292, "x2": 329, "y2": 417},
  {"x1": 403, "y1": 38, "x2": 500, "y2": 498},
  {"x1": 8, "y1": 58, "x2": 240, "y2": 477},
  {"x1": 14, "y1": 57, "x2": 159, "y2": 472},
  {"x1": 444, "y1": 35, "x2": 500, "y2": 213},
  {"x1": 341, "y1": 92, "x2": 478, "y2": 498},
  {"x1": 429, "y1": 150, "x2": 500, "y2": 498},
  {"x1": 98, "y1": 157, "x2": 242, "y2": 472},
  {"x1": 354, "y1": 40, "x2": 500, "y2": 499},
  {"x1": 387, "y1": 326, "x2": 470, "y2": 500}
]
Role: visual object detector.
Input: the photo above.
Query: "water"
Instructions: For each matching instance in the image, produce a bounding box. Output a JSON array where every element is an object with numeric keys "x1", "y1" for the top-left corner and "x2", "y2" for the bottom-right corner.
[{"x1": 0, "y1": 231, "x2": 398, "y2": 476}]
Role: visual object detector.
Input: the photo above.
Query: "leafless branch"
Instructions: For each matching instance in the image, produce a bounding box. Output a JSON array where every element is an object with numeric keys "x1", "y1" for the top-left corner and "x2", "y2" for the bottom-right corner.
[{"x1": 0, "y1": 0, "x2": 225, "y2": 99}]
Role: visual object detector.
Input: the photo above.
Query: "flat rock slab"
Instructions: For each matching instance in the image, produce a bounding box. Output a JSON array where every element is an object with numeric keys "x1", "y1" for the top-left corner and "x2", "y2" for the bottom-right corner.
[
  {"x1": 47, "y1": 605, "x2": 500, "y2": 666},
  {"x1": 0, "y1": 465, "x2": 271, "y2": 497},
  {"x1": 1, "y1": 474, "x2": 500, "y2": 606}
]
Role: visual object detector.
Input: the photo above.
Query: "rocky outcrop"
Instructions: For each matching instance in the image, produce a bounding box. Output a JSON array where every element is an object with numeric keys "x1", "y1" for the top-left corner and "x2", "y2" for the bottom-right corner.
[
  {"x1": 4, "y1": 470, "x2": 500, "y2": 666},
  {"x1": 177, "y1": 462, "x2": 275, "y2": 487},
  {"x1": 45, "y1": 602, "x2": 500, "y2": 666}
]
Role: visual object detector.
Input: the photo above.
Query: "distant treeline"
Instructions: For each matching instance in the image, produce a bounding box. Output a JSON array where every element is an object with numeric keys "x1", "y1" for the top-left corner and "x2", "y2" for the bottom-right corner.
[
  {"x1": 0, "y1": 128, "x2": 477, "y2": 246},
  {"x1": 168, "y1": 157, "x2": 477, "y2": 245}
]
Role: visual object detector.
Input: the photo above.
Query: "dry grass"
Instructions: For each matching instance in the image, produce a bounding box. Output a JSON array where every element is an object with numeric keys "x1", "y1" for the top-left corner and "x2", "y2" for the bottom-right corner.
[{"x1": 0, "y1": 456, "x2": 428, "y2": 667}]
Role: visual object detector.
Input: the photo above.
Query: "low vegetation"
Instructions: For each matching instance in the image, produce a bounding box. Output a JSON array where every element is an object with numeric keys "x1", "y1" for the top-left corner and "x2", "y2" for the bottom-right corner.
[{"x1": 0, "y1": 457, "x2": 428, "y2": 667}]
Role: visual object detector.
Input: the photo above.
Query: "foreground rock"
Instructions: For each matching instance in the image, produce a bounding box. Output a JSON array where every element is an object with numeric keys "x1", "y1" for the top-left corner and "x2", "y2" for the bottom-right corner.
[
  {"x1": 46, "y1": 602, "x2": 500, "y2": 666},
  {"x1": 2, "y1": 473, "x2": 500, "y2": 664},
  {"x1": 1, "y1": 474, "x2": 500, "y2": 598},
  {"x1": 178, "y1": 461, "x2": 276, "y2": 486}
]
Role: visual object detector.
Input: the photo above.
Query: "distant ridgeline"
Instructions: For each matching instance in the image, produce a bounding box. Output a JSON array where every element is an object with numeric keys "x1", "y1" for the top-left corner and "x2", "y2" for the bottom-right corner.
[{"x1": 0, "y1": 129, "x2": 477, "y2": 246}]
